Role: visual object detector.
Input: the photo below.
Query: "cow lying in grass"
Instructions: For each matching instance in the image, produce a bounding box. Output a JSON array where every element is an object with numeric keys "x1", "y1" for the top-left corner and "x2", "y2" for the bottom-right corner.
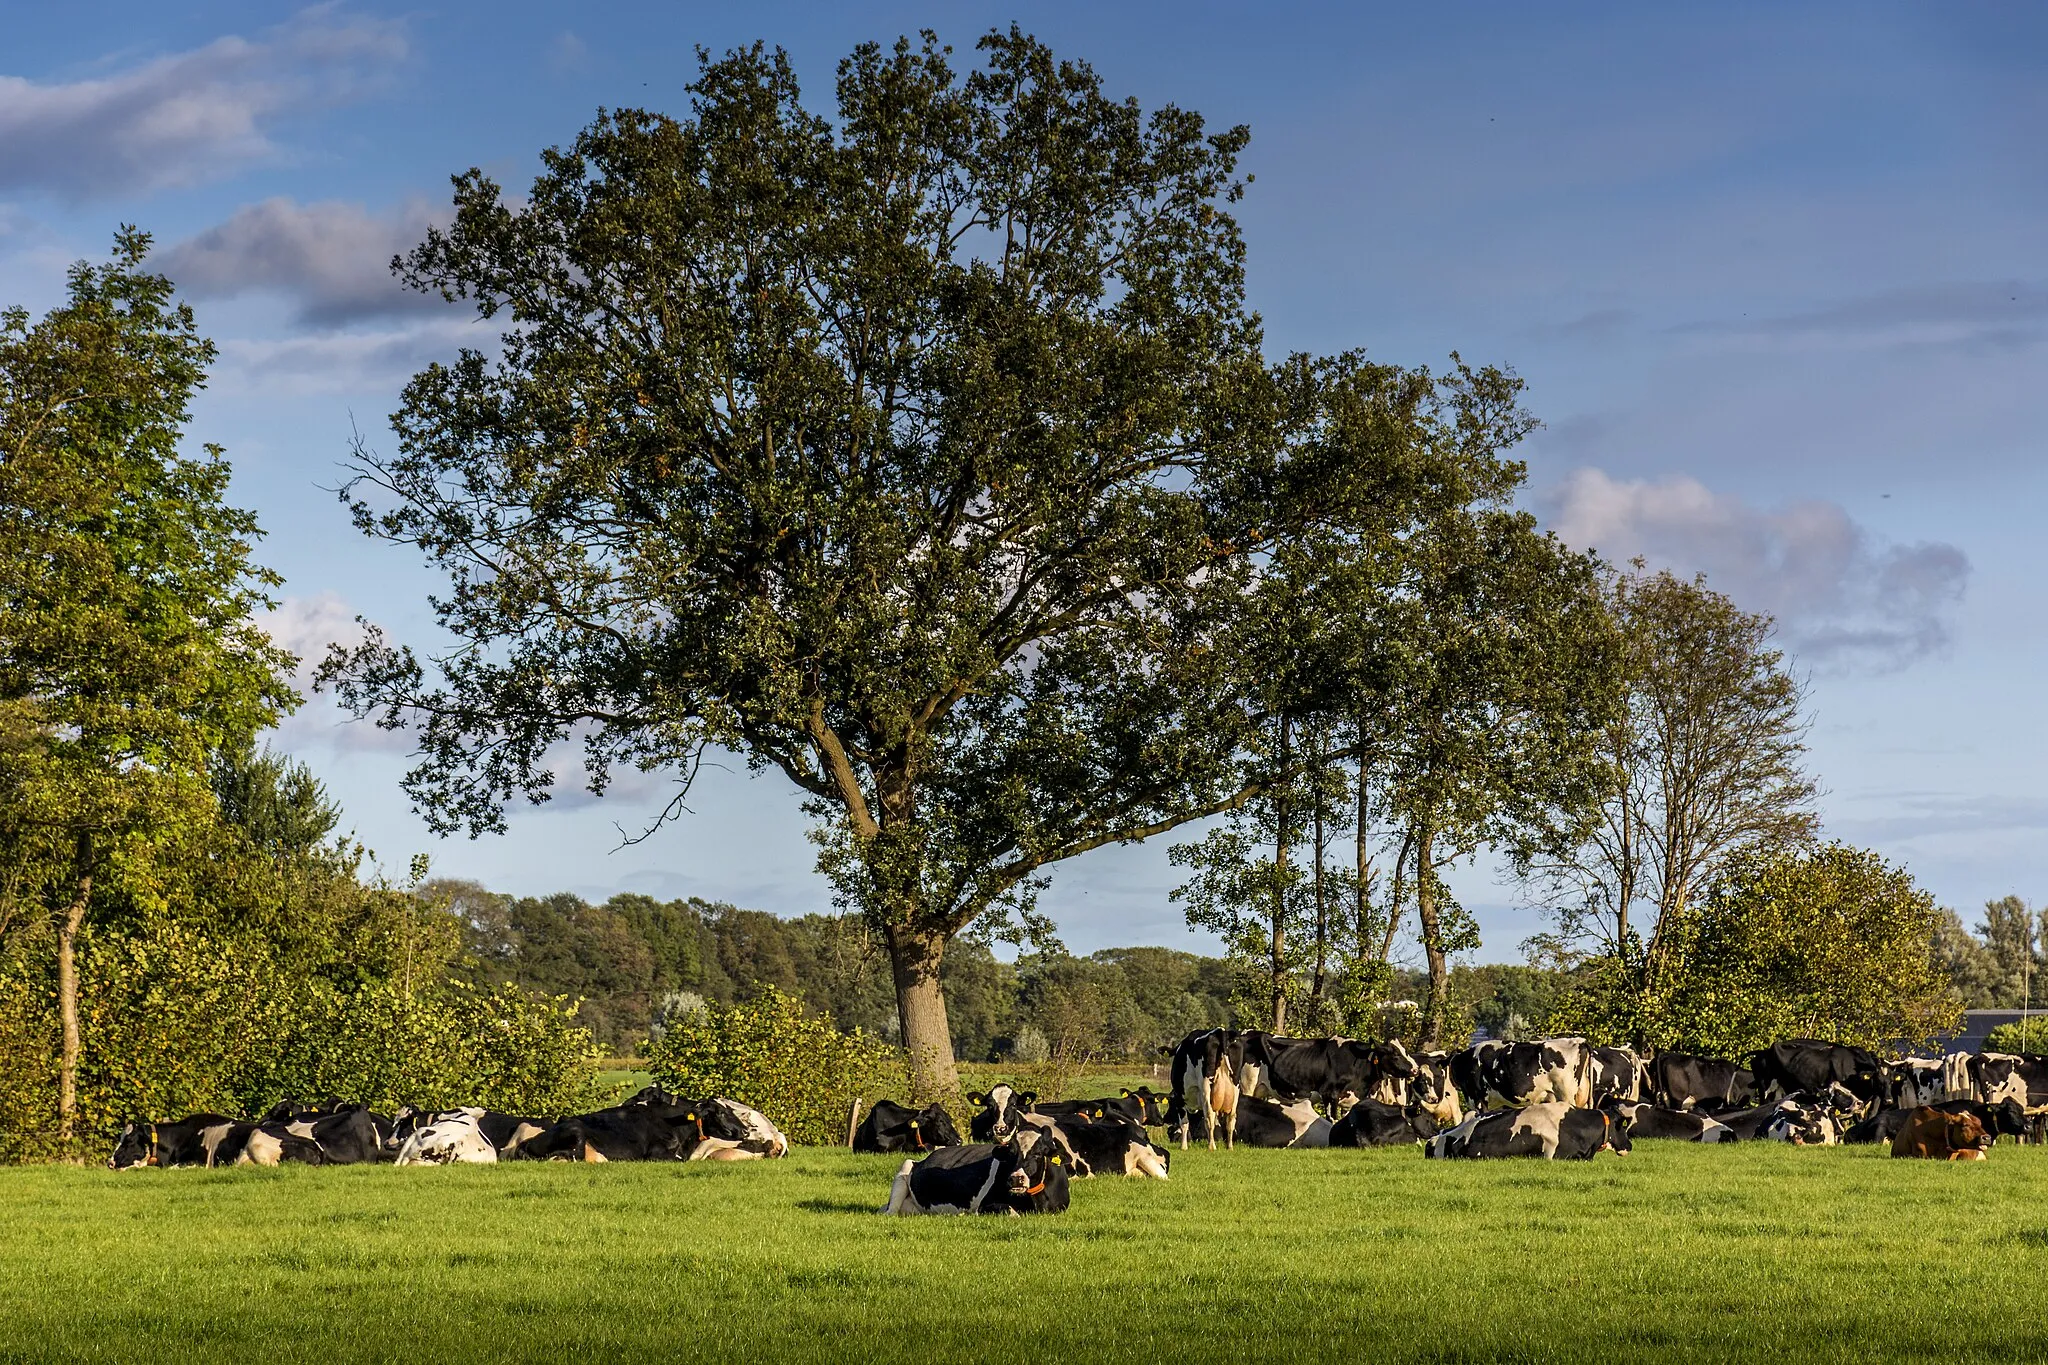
[
  {"x1": 110, "y1": 1106, "x2": 389, "y2": 1169},
  {"x1": 1891, "y1": 1106, "x2": 1991, "y2": 1160},
  {"x1": 879, "y1": 1135, "x2": 1070, "y2": 1215},
  {"x1": 853, "y1": 1100, "x2": 961, "y2": 1154},
  {"x1": 1424, "y1": 1103, "x2": 1629, "y2": 1160}
]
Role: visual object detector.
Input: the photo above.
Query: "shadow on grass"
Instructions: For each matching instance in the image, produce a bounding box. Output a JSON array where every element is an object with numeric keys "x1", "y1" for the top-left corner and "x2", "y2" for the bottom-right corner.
[{"x1": 797, "y1": 1198, "x2": 878, "y2": 1215}]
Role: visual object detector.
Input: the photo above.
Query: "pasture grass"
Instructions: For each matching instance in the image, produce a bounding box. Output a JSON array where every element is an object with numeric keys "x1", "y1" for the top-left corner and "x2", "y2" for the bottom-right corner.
[{"x1": 6, "y1": 1140, "x2": 2048, "y2": 1362}]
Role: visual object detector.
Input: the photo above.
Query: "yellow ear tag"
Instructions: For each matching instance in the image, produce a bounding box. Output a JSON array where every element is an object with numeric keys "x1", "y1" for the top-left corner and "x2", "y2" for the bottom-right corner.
[
  {"x1": 686, "y1": 1114, "x2": 695, "y2": 1121},
  {"x1": 1050, "y1": 1155, "x2": 1061, "y2": 1164}
]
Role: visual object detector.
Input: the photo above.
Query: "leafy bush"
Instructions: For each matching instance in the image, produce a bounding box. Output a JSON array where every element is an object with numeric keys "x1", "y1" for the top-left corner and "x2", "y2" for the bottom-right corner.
[
  {"x1": 0, "y1": 916, "x2": 600, "y2": 1160},
  {"x1": 641, "y1": 986, "x2": 904, "y2": 1145},
  {"x1": 1986, "y1": 1019, "x2": 2048, "y2": 1054}
]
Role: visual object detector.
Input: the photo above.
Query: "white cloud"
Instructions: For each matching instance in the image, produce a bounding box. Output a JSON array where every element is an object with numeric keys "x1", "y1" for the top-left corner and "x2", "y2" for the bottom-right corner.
[
  {"x1": 210, "y1": 317, "x2": 482, "y2": 396},
  {"x1": 1545, "y1": 468, "x2": 1969, "y2": 671},
  {"x1": 258, "y1": 592, "x2": 411, "y2": 754},
  {"x1": 0, "y1": 10, "x2": 407, "y2": 198},
  {"x1": 158, "y1": 197, "x2": 449, "y2": 325},
  {"x1": 548, "y1": 32, "x2": 592, "y2": 77}
]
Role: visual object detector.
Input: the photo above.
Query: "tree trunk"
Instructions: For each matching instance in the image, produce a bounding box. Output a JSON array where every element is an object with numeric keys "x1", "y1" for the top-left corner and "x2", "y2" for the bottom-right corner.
[
  {"x1": 1310, "y1": 774, "x2": 1328, "y2": 1014},
  {"x1": 1270, "y1": 714, "x2": 1293, "y2": 1034},
  {"x1": 1378, "y1": 827, "x2": 1412, "y2": 966},
  {"x1": 1413, "y1": 825, "x2": 1449, "y2": 1047},
  {"x1": 56, "y1": 838, "x2": 92, "y2": 1144},
  {"x1": 886, "y1": 924, "x2": 957, "y2": 1100}
]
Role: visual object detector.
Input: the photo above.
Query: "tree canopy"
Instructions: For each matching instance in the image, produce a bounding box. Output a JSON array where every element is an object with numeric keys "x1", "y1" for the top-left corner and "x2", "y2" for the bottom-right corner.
[{"x1": 323, "y1": 30, "x2": 1552, "y2": 1091}]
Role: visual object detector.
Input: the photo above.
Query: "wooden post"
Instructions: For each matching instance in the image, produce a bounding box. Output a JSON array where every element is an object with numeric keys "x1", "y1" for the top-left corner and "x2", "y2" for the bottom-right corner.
[{"x1": 844, "y1": 1097, "x2": 863, "y2": 1149}]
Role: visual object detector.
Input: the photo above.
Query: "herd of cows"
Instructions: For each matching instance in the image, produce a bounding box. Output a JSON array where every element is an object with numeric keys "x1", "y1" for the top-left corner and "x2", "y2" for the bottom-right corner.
[{"x1": 101, "y1": 1029, "x2": 2048, "y2": 1218}]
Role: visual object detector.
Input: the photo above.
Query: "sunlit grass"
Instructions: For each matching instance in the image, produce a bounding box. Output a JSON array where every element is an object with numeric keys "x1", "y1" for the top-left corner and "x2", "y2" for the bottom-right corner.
[{"x1": 5, "y1": 1141, "x2": 2046, "y2": 1362}]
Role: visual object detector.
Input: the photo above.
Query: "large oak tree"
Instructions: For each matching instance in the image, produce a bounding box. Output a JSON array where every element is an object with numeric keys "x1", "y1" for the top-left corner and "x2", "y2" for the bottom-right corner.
[{"x1": 324, "y1": 32, "x2": 1536, "y2": 1091}]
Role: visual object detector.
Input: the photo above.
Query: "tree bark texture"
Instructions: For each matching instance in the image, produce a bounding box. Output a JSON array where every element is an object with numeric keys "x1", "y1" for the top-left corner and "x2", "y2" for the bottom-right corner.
[
  {"x1": 56, "y1": 841, "x2": 92, "y2": 1143},
  {"x1": 1414, "y1": 826, "x2": 1449, "y2": 1047},
  {"x1": 1270, "y1": 714, "x2": 1293, "y2": 1034},
  {"x1": 887, "y1": 924, "x2": 958, "y2": 1099}
]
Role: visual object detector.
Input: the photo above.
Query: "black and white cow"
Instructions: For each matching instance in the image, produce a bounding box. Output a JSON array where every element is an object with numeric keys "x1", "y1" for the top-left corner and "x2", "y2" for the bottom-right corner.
[
  {"x1": 108, "y1": 1114, "x2": 236, "y2": 1169},
  {"x1": 1424, "y1": 1103, "x2": 1627, "y2": 1160},
  {"x1": 275, "y1": 1105, "x2": 386, "y2": 1165},
  {"x1": 1241, "y1": 1034, "x2": 1418, "y2": 1113},
  {"x1": 1451, "y1": 1038, "x2": 1593, "y2": 1110},
  {"x1": 1885, "y1": 1056, "x2": 1966, "y2": 1109},
  {"x1": 1167, "y1": 1029, "x2": 1238, "y2": 1145},
  {"x1": 1601, "y1": 1102, "x2": 1736, "y2": 1143},
  {"x1": 880, "y1": 1138, "x2": 1071, "y2": 1216},
  {"x1": 691, "y1": 1097, "x2": 790, "y2": 1160},
  {"x1": 1714, "y1": 1098, "x2": 1841, "y2": 1145},
  {"x1": 1328, "y1": 1097, "x2": 1438, "y2": 1147},
  {"x1": 1228, "y1": 1095, "x2": 1332, "y2": 1148},
  {"x1": 1589, "y1": 1046, "x2": 1646, "y2": 1104},
  {"x1": 1967, "y1": 1052, "x2": 2045, "y2": 1107},
  {"x1": 394, "y1": 1109, "x2": 504, "y2": 1164},
  {"x1": 853, "y1": 1100, "x2": 962, "y2": 1154},
  {"x1": 1649, "y1": 1053, "x2": 1758, "y2": 1112},
  {"x1": 967, "y1": 1085, "x2": 1035, "y2": 1143},
  {"x1": 1405, "y1": 1050, "x2": 1463, "y2": 1126},
  {"x1": 1053, "y1": 1114, "x2": 1172, "y2": 1179},
  {"x1": 1748, "y1": 1040, "x2": 1885, "y2": 1106}
]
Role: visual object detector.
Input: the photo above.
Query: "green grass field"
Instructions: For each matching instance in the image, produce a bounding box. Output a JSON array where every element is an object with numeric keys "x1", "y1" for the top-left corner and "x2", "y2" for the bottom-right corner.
[{"x1": 6, "y1": 1140, "x2": 2047, "y2": 1363}]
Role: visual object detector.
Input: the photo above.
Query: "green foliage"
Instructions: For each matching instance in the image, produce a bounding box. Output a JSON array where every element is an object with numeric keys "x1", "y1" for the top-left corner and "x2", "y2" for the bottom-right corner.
[
  {"x1": 1986, "y1": 1019, "x2": 2048, "y2": 1054},
  {"x1": 1551, "y1": 843, "x2": 1962, "y2": 1053},
  {"x1": 641, "y1": 986, "x2": 904, "y2": 1145},
  {"x1": 0, "y1": 905, "x2": 601, "y2": 1159}
]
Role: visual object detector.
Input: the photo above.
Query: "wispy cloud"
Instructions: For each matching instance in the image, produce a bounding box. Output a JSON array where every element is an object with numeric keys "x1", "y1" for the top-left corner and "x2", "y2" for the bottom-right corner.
[
  {"x1": 210, "y1": 317, "x2": 482, "y2": 396},
  {"x1": 0, "y1": 9, "x2": 407, "y2": 198},
  {"x1": 1675, "y1": 282, "x2": 2048, "y2": 354},
  {"x1": 1545, "y1": 467, "x2": 1969, "y2": 672},
  {"x1": 158, "y1": 197, "x2": 448, "y2": 326},
  {"x1": 258, "y1": 592, "x2": 411, "y2": 754},
  {"x1": 1833, "y1": 792, "x2": 2048, "y2": 845}
]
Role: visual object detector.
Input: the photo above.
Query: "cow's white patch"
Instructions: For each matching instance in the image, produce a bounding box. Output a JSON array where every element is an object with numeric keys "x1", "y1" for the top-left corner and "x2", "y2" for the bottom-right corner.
[{"x1": 238, "y1": 1130, "x2": 284, "y2": 1167}]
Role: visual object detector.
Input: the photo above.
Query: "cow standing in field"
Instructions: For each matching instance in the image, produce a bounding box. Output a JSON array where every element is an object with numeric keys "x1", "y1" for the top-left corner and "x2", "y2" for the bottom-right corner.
[
  {"x1": 1748, "y1": 1040, "x2": 1885, "y2": 1108},
  {"x1": 1451, "y1": 1038, "x2": 1594, "y2": 1111},
  {"x1": 1241, "y1": 1035, "x2": 1419, "y2": 1115},
  {"x1": 1650, "y1": 1053, "x2": 1757, "y2": 1113}
]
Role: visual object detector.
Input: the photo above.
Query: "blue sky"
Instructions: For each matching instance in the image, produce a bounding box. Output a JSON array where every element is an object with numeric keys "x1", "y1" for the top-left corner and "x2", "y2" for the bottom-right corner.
[{"x1": 3, "y1": 2, "x2": 2043, "y2": 959}]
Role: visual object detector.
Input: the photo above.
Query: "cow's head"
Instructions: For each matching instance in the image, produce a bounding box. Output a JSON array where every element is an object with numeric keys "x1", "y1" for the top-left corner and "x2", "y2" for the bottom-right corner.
[
  {"x1": 1122, "y1": 1087, "x2": 1169, "y2": 1126},
  {"x1": 108, "y1": 1122, "x2": 158, "y2": 1170},
  {"x1": 1946, "y1": 1110, "x2": 1991, "y2": 1154},
  {"x1": 969, "y1": 1084, "x2": 1028, "y2": 1140},
  {"x1": 1003, "y1": 1136, "x2": 1069, "y2": 1211},
  {"x1": 913, "y1": 1103, "x2": 961, "y2": 1147}
]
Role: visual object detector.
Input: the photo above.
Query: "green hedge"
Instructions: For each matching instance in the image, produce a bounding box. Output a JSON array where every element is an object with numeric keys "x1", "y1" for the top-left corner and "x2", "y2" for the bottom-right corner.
[
  {"x1": 0, "y1": 919, "x2": 601, "y2": 1162},
  {"x1": 640, "y1": 986, "x2": 905, "y2": 1145}
]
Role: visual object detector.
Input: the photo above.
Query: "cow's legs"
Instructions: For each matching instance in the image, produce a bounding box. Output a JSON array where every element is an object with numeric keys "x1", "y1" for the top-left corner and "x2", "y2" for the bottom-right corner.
[{"x1": 879, "y1": 1160, "x2": 915, "y2": 1215}]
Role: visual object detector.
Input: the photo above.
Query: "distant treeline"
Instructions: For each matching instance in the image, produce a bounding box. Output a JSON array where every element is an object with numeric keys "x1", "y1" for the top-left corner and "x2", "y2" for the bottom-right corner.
[
  {"x1": 432, "y1": 880, "x2": 1243, "y2": 1061},
  {"x1": 431, "y1": 879, "x2": 2045, "y2": 1061},
  {"x1": 425, "y1": 880, "x2": 1595, "y2": 1061}
]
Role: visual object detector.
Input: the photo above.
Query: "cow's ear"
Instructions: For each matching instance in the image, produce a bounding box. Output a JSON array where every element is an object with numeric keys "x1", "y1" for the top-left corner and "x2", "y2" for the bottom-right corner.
[
  {"x1": 966, "y1": 1092, "x2": 984, "y2": 1105},
  {"x1": 1120, "y1": 1089, "x2": 1131, "y2": 1098}
]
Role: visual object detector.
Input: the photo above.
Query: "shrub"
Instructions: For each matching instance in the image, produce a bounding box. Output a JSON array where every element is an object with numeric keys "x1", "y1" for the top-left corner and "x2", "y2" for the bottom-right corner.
[
  {"x1": 641, "y1": 986, "x2": 904, "y2": 1145},
  {"x1": 1986, "y1": 1019, "x2": 2048, "y2": 1054},
  {"x1": 0, "y1": 917, "x2": 602, "y2": 1161}
]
